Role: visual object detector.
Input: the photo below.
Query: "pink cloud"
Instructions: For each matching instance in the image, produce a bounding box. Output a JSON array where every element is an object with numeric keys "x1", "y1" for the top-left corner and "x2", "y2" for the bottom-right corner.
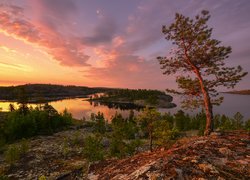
[
  {"x1": 0, "y1": 4, "x2": 89, "y2": 66},
  {"x1": 86, "y1": 53, "x2": 176, "y2": 89}
]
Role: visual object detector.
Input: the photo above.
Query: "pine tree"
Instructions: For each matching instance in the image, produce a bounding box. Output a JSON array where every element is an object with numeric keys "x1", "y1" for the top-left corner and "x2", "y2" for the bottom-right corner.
[{"x1": 157, "y1": 10, "x2": 247, "y2": 135}]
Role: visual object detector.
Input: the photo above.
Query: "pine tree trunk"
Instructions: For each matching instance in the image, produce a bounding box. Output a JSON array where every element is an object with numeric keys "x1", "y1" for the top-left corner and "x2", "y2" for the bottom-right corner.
[
  {"x1": 195, "y1": 72, "x2": 214, "y2": 136},
  {"x1": 202, "y1": 88, "x2": 214, "y2": 136},
  {"x1": 183, "y1": 44, "x2": 214, "y2": 135}
]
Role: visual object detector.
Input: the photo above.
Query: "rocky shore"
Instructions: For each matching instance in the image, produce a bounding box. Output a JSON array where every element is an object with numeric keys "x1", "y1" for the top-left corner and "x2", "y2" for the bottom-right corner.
[
  {"x1": 0, "y1": 127, "x2": 91, "y2": 179},
  {"x1": 1, "y1": 130, "x2": 249, "y2": 179},
  {"x1": 88, "y1": 131, "x2": 250, "y2": 179}
]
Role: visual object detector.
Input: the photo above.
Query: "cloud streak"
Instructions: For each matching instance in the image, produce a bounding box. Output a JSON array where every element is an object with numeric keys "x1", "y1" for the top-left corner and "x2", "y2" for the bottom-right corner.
[
  {"x1": 0, "y1": 62, "x2": 33, "y2": 72},
  {"x1": 0, "y1": 0, "x2": 249, "y2": 89},
  {"x1": 81, "y1": 17, "x2": 117, "y2": 46},
  {"x1": 0, "y1": 4, "x2": 90, "y2": 66}
]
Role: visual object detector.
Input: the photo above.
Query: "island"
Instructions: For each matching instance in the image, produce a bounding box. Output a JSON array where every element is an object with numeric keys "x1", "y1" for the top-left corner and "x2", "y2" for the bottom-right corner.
[
  {"x1": 223, "y1": 89, "x2": 250, "y2": 95},
  {"x1": 0, "y1": 84, "x2": 176, "y2": 109},
  {"x1": 88, "y1": 89, "x2": 176, "y2": 109},
  {"x1": 0, "y1": 84, "x2": 112, "y2": 103}
]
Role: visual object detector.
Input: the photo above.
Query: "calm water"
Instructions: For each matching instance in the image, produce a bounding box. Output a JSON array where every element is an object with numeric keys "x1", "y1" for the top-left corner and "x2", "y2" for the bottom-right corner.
[{"x1": 0, "y1": 93, "x2": 249, "y2": 120}]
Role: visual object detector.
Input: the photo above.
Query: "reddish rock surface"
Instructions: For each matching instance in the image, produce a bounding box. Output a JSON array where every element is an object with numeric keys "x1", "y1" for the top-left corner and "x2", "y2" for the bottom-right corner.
[{"x1": 88, "y1": 131, "x2": 250, "y2": 179}]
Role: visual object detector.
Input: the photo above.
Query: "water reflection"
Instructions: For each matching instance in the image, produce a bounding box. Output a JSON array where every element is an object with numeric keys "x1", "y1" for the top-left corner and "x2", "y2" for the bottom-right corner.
[
  {"x1": 90, "y1": 101, "x2": 144, "y2": 111},
  {"x1": 49, "y1": 98, "x2": 142, "y2": 120},
  {"x1": 0, "y1": 93, "x2": 250, "y2": 120}
]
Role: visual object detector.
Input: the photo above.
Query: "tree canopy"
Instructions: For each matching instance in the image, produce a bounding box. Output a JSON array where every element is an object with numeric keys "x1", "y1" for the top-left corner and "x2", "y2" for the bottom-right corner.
[{"x1": 157, "y1": 10, "x2": 247, "y2": 135}]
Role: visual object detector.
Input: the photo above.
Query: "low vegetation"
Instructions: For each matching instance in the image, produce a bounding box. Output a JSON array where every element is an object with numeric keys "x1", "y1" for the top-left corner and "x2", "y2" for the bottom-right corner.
[
  {"x1": 4, "y1": 139, "x2": 29, "y2": 165},
  {"x1": 0, "y1": 103, "x2": 249, "y2": 178},
  {"x1": 82, "y1": 108, "x2": 250, "y2": 162}
]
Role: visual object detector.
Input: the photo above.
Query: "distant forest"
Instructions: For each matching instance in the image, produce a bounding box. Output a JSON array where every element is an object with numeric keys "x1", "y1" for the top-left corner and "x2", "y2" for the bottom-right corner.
[
  {"x1": 225, "y1": 90, "x2": 250, "y2": 95},
  {"x1": 0, "y1": 84, "x2": 112, "y2": 102},
  {"x1": 0, "y1": 84, "x2": 171, "y2": 104}
]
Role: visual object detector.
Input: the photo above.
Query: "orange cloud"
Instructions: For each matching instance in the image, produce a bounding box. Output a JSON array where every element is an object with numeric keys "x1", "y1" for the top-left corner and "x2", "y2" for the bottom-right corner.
[
  {"x1": 0, "y1": 4, "x2": 90, "y2": 67},
  {"x1": 112, "y1": 36, "x2": 125, "y2": 47}
]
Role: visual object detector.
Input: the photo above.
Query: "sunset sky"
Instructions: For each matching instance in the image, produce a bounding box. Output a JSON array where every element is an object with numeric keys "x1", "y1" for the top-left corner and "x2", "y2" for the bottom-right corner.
[{"x1": 0, "y1": 0, "x2": 250, "y2": 90}]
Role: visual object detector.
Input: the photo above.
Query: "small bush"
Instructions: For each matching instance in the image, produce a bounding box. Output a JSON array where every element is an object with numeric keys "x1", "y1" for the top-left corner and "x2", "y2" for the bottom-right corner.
[
  {"x1": 109, "y1": 137, "x2": 127, "y2": 158},
  {"x1": 38, "y1": 175, "x2": 46, "y2": 180},
  {"x1": 72, "y1": 130, "x2": 81, "y2": 146},
  {"x1": 4, "y1": 145, "x2": 20, "y2": 165},
  {"x1": 111, "y1": 113, "x2": 138, "y2": 140},
  {"x1": 126, "y1": 139, "x2": 142, "y2": 155},
  {"x1": 94, "y1": 112, "x2": 106, "y2": 134},
  {"x1": 109, "y1": 137, "x2": 142, "y2": 158},
  {"x1": 4, "y1": 139, "x2": 29, "y2": 165},
  {"x1": 154, "y1": 122, "x2": 180, "y2": 146},
  {"x1": 245, "y1": 119, "x2": 250, "y2": 131},
  {"x1": 83, "y1": 135, "x2": 104, "y2": 162},
  {"x1": 0, "y1": 175, "x2": 8, "y2": 180},
  {"x1": 62, "y1": 138, "x2": 70, "y2": 158},
  {"x1": 19, "y1": 138, "x2": 29, "y2": 156}
]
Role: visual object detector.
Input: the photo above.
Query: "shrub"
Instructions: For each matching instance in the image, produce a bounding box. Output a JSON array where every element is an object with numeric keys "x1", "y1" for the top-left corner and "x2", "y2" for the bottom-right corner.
[
  {"x1": 174, "y1": 110, "x2": 190, "y2": 131},
  {"x1": 245, "y1": 119, "x2": 250, "y2": 131},
  {"x1": 71, "y1": 130, "x2": 83, "y2": 146},
  {"x1": 126, "y1": 139, "x2": 142, "y2": 155},
  {"x1": 138, "y1": 107, "x2": 161, "y2": 152},
  {"x1": 4, "y1": 145, "x2": 20, "y2": 165},
  {"x1": 109, "y1": 137, "x2": 142, "y2": 158},
  {"x1": 83, "y1": 135, "x2": 104, "y2": 162},
  {"x1": 38, "y1": 175, "x2": 46, "y2": 180},
  {"x1": 62, "y1": 138, "x2": 70, "y2": 158},
  {"x1": 219, "y1": 115, "x2": 233, "y2": 130},
  {"x1": 0, "y1": 131, "x2": 6, "y2": 153},
  {"x1": 19, "y1": 138, "x2": 29, "y2": 156},
  {"x1": 109, "y1": 136, "x2": 127, "y2": 158},
  {"x1": 232, "y1": 112, "x2": 244, "y2": 129},
  {"x1": 111, "y1": 113, "x2": 138, "y2": 140},
  {"x1": 154, "y1": 118, "x2": 180, "y2": 146},
  {"x1": 91, "y1": 112, "x2": 106, "y2": 134},
  {"x1": 0, "y1": 175, "x2": 8, "y2": 180},
  {"x1": 4, "y1": 139, "x2": 29, "y2": 165}
]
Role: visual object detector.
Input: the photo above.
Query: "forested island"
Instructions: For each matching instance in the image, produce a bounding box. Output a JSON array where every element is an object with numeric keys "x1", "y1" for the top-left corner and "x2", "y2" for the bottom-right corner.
[
  {"x1": 224, "y1": 89, "x2": 250, "y2": 95},
  {"x1": 0, "y1": 84, "x2": 112, "y2": 102},
  {"x1": 0, "y1": 84, "x2": 176, "y2": 109},
  {"x1": 89, "y1": 89, "x2": 176, "y2": 108}
]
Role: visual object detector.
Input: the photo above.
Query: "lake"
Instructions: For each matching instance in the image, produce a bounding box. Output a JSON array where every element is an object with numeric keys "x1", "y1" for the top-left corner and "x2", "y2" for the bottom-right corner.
[{"x1": 0, "y1": 93, "x2": 249, "y2": 120}]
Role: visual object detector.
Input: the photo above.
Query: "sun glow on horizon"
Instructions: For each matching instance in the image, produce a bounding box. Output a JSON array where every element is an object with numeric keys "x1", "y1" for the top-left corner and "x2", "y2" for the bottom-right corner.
[{"x1": 0, "y1": 1, "x2": 249, "y2": 89}]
